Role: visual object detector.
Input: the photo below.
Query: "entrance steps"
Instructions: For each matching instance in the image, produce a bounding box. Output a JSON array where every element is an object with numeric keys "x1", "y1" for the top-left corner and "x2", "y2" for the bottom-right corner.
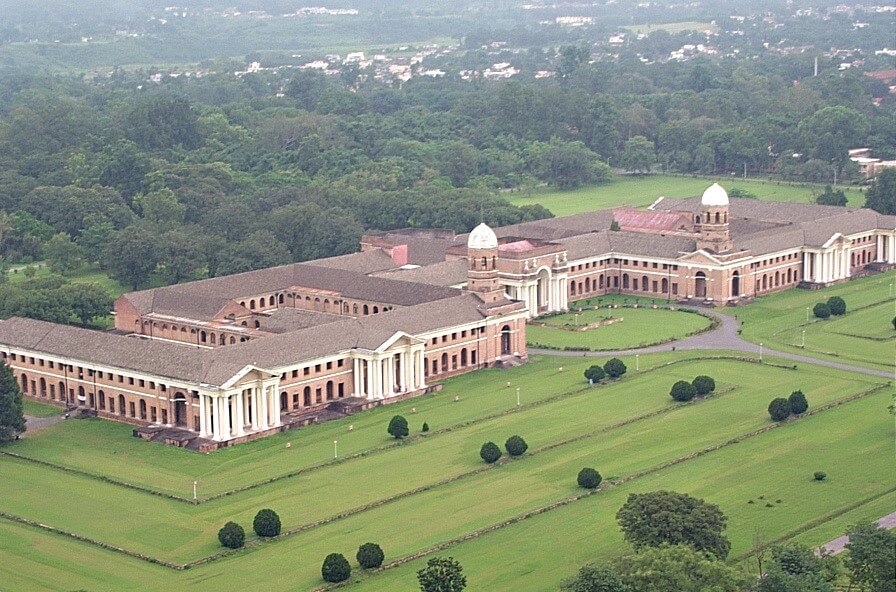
[{"x1": 495, "y1": 355, "x2": 527, "y2": 369}]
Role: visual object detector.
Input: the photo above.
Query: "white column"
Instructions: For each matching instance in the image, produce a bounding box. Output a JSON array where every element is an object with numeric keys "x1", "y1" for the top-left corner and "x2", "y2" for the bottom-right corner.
[
  {"x1": 269, "y1": 387, "x2": 280, "y2": 427},
  {"x1": 198, "y1": 394, "x2": 208, "y2": 437},
  {"x1": 417, "y1": 349, "x2": 426, "y2": 389},
  {"x1": 213, "y1": 396, "x2": 223, "y2": 441},
  {"x1": 384, "y1": 357, "x2": 394, "y2": 397},
  {"x1": 402, "y1": 352, "x2": 411, "y2": 392},
  {"x1": 889, "y1": 235, "x2": 895, "y2": 262},
  {"x1": 876, "y1": 236, "x2": 883, "y2": 261},
  {"x1": 259, "y1": 387, "x2": 269, "y2": 429},
  {"x1": 250, "y1": 388, "x2": 259, "y2": 430},
  {"x1": 234, "y1": 391, "x2": 245, "y2": 436},
  {"x1": 353, "y1": 359, "x2": 361, "y2": 396},
  {"x1": 365, "y1": 359, "x2": 374, "y2": 400}
]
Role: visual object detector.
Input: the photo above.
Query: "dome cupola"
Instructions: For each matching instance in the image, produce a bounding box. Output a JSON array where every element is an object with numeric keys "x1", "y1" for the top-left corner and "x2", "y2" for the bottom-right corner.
[
  {"x1": 467, "y1": 223, "x2": 498, "y2": 250},
  {"x1": 701, "y1": 183, "x2": 729, "y2": 207}
]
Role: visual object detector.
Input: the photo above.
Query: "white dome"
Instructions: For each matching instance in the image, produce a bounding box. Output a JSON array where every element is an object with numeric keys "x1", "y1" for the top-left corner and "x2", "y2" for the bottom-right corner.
[
  {"x1": 701, "y1": 183, "x2": 729, "y2": 207},
  {"x1": 467, "y1": 223, "x2": 498, "y2": 250}
]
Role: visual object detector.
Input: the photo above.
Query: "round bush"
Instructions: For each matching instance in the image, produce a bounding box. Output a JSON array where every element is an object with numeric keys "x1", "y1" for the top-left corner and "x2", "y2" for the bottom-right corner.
[
  {"x1": 813, "y1": 302, "x2": 831, "y2": 319},
  {"x1": 788, "y1": 390, "x2": 809, "y2": 415},
  {"x1": 387, "y1": 415, "x2": 409, "y2": 439},
  {"x1": 253, "y1": 509, "x2": 281, "y2": 537},
  {"x1": 604, "y1": 358, "x2": 627, "y2": 379},
  {"x1": 321, "y1": 553, "x2": 352, "y2": 583},
  {"x1": 768, "y1": 397, "x2": 791, "y2": 421},
  {"x1": 480, "y1": 441, "x2": 502, "y2": 463},
  {"x1": 827, "y1": 296, "x2": 846, "y2": 316},
  {"x1": 217, "y1": 521, "x2": 245, "y2": 549},
  {"x1": 813, "y1": 471, "x2": 827, "y2": 481},
  {"x1": 670, "y1": 380, "x2": 697, "y2": 402},
  {"x1": 692, "y1": 375, "x2": 716, "y2": 396},
  {"x1": 356, "y1": 542, "x2": 385, "y2": 569},
  {"x1": 505, "y1": 435, "x2": 528, "y2": 456},
  {"x1": 422, "y1": 422, "x2": 429, "y2": 433},
  {"x1": 577, "y1": 467, "x2": 602, "y2": 489},
  {"x1": 584, "y1": 364, "x2": 606, "y2": 383}
]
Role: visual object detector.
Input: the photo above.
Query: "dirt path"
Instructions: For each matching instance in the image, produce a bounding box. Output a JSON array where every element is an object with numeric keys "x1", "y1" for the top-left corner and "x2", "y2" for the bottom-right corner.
[
  {"x1": 816, "y1": 512, "x2": 896, "y2": 555},
  {"x1": 529, "y1": 309, "x2": 895, "y2": 380},
  {"x1": 24, "y1": 414, "x2": 66, "y2": 432}
]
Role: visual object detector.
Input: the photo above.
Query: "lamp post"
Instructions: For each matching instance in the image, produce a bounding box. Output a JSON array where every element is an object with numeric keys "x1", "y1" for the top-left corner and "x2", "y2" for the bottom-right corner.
[
  {"x1": 806, "y1": 306, "x2": 810, "y2": 322},
  {"x1": 801, "y1": 330, "x2": 806, "y2": 348},
  {"x1": 575, "y1": 313, "x2": 579, "y2": 326},
  {"x1": 333, "y1": 440, "x2": 338, "y2": 459},
  {"x1": 516, "y1": 387, "x2": 521, "y2": 407},
  {"x1": 759, "y1": 342, "x2": 763, "y2": 362},
  {"x1": 193, "y1": 480, "x2": 198, "y2": 501},
  {"x1": 635, "y1": 354, "x2": 639, "y2": 371}
]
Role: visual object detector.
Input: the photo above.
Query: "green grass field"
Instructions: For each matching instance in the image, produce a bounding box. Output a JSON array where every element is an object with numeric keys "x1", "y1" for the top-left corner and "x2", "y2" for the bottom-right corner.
[
  {"x1": 528, "y1": 306, "x2": 710, "y2": 350},
  {"x1": 22, "y1": 400, "x2": 63, "y2": 418},
  {"x1": 624, "y1": 21, "x2": 718, "y2": 34},
  {"x1": 7, "y1": 262, "x2": 127, "y2": 297},
  {"x1": 506, "y1": 174, "x2": 866, "y2": 217},
  {"x1": 0, "y1": 350, "x2": 890, "y2": 590},
  {"x1": 731, "y1": 271, "x2": 896, "y2": 370}
]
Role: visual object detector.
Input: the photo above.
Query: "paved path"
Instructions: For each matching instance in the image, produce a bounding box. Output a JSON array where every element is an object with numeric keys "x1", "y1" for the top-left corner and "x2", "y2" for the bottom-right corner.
[
  {"x1": 816, "y1": 512, "x2": 896, "y2": 555},
  {"x1": 529, "y1": 308, "x2": 895, "y2": 380},
  {"x1": 24, "y1": 413, "x2": 65, "y2": 432}
]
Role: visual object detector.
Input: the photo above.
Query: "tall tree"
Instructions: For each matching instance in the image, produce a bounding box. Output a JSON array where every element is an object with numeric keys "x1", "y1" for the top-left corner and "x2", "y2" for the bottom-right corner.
[
  {"x1": 0, "y1": 361, "x2": 26, "y2": 442},
  {"x1": 844, "y1": 522, "x2": 896, "y2": 592},
  {"x1": 617, "y1": 545, "x2": 751, "y2": 592},
  {"x1": 865, "y1": 168, "x2": 896, "y2": 215},
  {"x1": 616, "y1": 491, "x2": 731, "y2": 559},
  {"x1": 618, "y1": 136, "x2": 656, "y2": 174},
  {"x1": 561, "y1": 563, "x2": 630, "y2": 592},
  {"x1": 103, "y1": 226, "x2": 158, "y2": 290},
  {"x1": 417, "y1": 557, "x2": 467, "y2": 592}
]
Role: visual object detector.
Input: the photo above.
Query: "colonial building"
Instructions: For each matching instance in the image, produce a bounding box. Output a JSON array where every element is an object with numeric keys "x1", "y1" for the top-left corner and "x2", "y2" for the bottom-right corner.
[{"x1": 1, "y1": 184, "x2": 893, "y2": 447}]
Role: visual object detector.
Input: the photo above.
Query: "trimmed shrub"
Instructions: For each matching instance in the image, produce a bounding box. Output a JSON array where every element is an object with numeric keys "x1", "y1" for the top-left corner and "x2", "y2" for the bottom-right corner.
[
  {"x1": 584, "y1": 364, "x2": 606, "y2": 383},
  {"x1": 813, "y1": 471, "x2": 827, "y2": 481},
  {"x1": 577, "y1": 467, "x2": 602, "y2": 489},
  {"x1": 321, "y1": 553, "x2": 352, "y2": 583},
  {"x1": 480, "y1": 441, "x2": 502, "y2": 463},
  {"x1": 768, "y1": 398, "x2": 791, "y2": 421},
  {"x1": 788, "y1": 390, "x2": 809, "y2": 414},
  {"x1": 692, "y1": 375, "x2": 716, "y2": 396},
  {"x1": 504, "y1": 435, "x2": 528, "y2": 456},
  {"x1": 387, "y1": 415, "x2": 409, "y2": 439},
  {"x1": 813, "y1": 302, "x2": 831, "y2": 319},
  {"x1": 670, "y1": 380, "x2": 697, "y2": 402},
  {"x1": 422, "y1": 422, "x2": 429, "y2": 432},
  {"x1": 252, "y1": 509, "x2": 281, "y2": 537},
  {"x1": 217, "y1": 521, "x2": 245, "y2": 549},
  {"x1": 827, "y1": 296, "x2": 846, "y2": 316},
  {"x1": 356, "y1": 542, "x2": 385, "y2": 569},
  {"x1": 604, "y1": 358, "x2": 627, "y2": 379},
  {"x1": 892, "y1": 316, "x2": 895, "y2": 330}
]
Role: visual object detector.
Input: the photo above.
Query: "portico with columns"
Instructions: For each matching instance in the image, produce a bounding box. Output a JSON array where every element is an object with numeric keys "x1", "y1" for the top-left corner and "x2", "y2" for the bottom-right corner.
[
  {"x1": 352, "y1": 332, "x2": 427, "y2": 400},
  {"x1": 199, "y1": 369, "x2": 281, "y2": 441}
]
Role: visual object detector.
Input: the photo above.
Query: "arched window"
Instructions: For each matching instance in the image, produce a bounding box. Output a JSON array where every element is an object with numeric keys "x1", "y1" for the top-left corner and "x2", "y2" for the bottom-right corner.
[
  {"x1": 39, "y1": 377, "x2": 46, "y2": 397},
  {"x1": 460, "y1": 348, "x2": 468, "y2": 366},
  {"x1": 372, "y1": 306, "x2": 379, "y2": 314},
  {"x1": 20, "y1": 374, "x2": 27, "y2": 393},
  {"x1": 230, "y1": 336, "x2": 236, "y2": 344},
  {"x1": 269, "y1": 296, "x2": 275, "y2": 306},
  {"x1": 303, "y1": 386, "x2": 311, "y2": 407},
  {"x1": 279, "y1": 293, "x2": 285, "y2": 304},
  {"x1": 441, "y1": 353, "x2": 448, "y2": 371},
  {"x1": 139, "y1": 400, "x2": 147, "y2": 420},
  {"x1": 326, "y1": 381, "x2": 334, "y2": 400},
  {"x1": 642, "y1": 276, "x2": 649, "y2": 291},
  {"x1": 210, "y1": 333, "x2": 217, "y2": 345},
  {"x1": 118, "y1": 395, "x2": 126, "y2": 416},
  {"x1": 363, "y1": 304, "x2": 369, "y2": 315},
  {"x1": 662, "y1": 278, "x2": 668, "y2": 293},
  {"x1": 254, "y1": 320, "x2": 260, "y2": 328},
  {"x1": 200, "y1": 331, "x2": 207, "y2": 343},
  {"x1": 715, "y1": 212, "x2": 720, "y2": 223},
  {"x1": 622, "y1": 274, "x2": 630, "y2": 289}
]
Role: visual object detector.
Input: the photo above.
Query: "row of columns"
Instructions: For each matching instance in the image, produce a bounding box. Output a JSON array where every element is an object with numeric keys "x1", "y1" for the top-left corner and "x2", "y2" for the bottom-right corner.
[
  {"x1": 198, "y1": 385, "x2": 280, "y2": 441},
  {"x1": 513, "y1": 274, "x2": 570, "y2": 319},
  {"x1": 352, "y1": 348, "x2": 426, "y2": 400},
  {"x1": 876, "y1": 234, "x2": 896, "y2": 263},
  {"x1": 805, "y1": 248, "x2": 850, "y2": 284}
]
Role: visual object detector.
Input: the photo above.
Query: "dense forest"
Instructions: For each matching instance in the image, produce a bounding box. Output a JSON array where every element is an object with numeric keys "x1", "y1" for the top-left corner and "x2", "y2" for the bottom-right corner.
[{"x1": 0, "y1": 0, "x2": 893, "y2": 326}]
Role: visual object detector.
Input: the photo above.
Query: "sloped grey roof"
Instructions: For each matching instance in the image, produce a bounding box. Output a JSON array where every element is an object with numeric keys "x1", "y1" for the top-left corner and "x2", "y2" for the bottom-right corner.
[
  {"x1": 560, "y1": 230, "x2": 696, "y2": 260},
  {"x1": 259, "y1": 308, "x2": 345, "y2": 334},
  {"x1": 374, "y1": 260, "x2": 469, "y2": 286},
  {"x1": 313, "y1": 249, "x2": 398, "y2": 274}
]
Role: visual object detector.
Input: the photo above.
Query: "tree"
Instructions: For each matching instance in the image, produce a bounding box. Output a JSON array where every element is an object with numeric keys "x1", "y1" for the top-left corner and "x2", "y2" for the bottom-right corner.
[
  {"x1": 619, "y1": 136, "x2": 656, "y2": 174},
  {"x1": 44, "y1": 232, "x2": 85, "y2": 275},
  {"x1": 561, "y1": 563, "x2": 629, "y2": 592},
  {"x1": 321, "y1": 553, "x2": 351, "y2": 583},
  {"x1": 757, "y1": 544, "x2": 835, "y2": 592},
  {"x1": 617, "y1": 544, "x2": 752, "y2": 592},
  {"x1": 103, "y1": 226, "x2": 158, "y2": 290},
  {"x1": 768, "y1": 398, "x2": 791, "y2": 421},
  {"x1": 0, "y1": 361, "x2": 26, "y2": 442},
  {"x1": 616, "y1": 491, "x2": 731, "y2": 559},
  {"x1": 417, "y1": 556, "x2": 467, "y2": 592},
  {"x1": 670, "y1": 380, "x2": 697, "y2": 402},
  {"x1": 387, "y1": 415, "x2": 409, "y2": 439},
  {"x1": 844, "y1": 522, "x2": 896, "y2": 592},
  {"x1": 813, "y1": 302, "x2": 831, "y2": 319},
  {"x1": 604, "y1": 358, "x2": 627, "y2": 379},
  {"x1": 60, "y1": 283, "x2": 113, "y2": 326},
  {"x1": 826, "y1": 296, "x2": 846, "y2": 316},
  {"x1": 892, "y1": 316, "x2": 896, "y2": 331},
  {"x1": 252, "y1": 509, "x2": 281, "y2": 537},
  {"x1": 537, "y1": 139, "x2": 609, "y2": 189},
  {"x1": 798, "y1": 106, "x2": 869, "y2": 173},
  {"x1": 815, "y1": 185, "x2": 848, "y2": 207},
  {"x1": 356, "y1": 542, "x2": 385, "y2": 569},
  {"x1": 577, "y1": 467, "x2": 602, "y2": 490},
  {"x1": 788, "y1": 391, "x2": 809, "y2": 415},
  {"x1": 217, "y1": 522, "x2": 245, "y2": 549},
  {"x1": 505, "y1": 435, "x2": 528, "y2": 456},
  {"x1": 865, "y1": 168, "x2": 896, "y2": 215},
  {"x1": 691, "y1": 376, "x2": 715, "y2": 396},
  {"x1": 126, "y1": 95, "x2": 202, "y2": 150},
  {"x1": 814, "y1": 471, "x2": 827, "y2": 481},
  {"x1": 134, "y1": 188, "x2": 185, "y2": 227},
  {"x1": 585, "y1": 365, "x2": 606, "y2": 383},
  {"x1": 480, "y1": 441, "x2": 502, "y2": 463}
]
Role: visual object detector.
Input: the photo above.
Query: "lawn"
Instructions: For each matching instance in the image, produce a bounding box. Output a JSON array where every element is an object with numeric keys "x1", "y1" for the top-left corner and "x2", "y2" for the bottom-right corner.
[
  {"x1": 22, "y1": 400, "x2": 63, "y2": 418},
  {"x1": 0, "y1": 356, "x2": 884, "y2": 570},
  {"x1": 528, "y1": 306, "x2": 710, "y2": 350},
  {"x1": 505, "y1": 174, "x2": 866, "y2": 217},
  {"x1": 7, "y1": 262, "x2": 127, "y2": 297},
  {"x1": 0, "y1": 370, "x2": 888, "y2": 592},
  {"x1": 730, "y1": 271, "x2": 896, "y2": 370}
]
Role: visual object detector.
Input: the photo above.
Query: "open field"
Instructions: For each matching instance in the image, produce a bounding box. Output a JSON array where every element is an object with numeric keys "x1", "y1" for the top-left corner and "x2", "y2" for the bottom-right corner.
[
  {"x1": 731, "y1": 271, "x2": 896, "y2": 371},
  {"x1": 624, "y1": 21, "x2": 718, "y2": 34},
  {"x1": 505, "y1": 175, "x2": 866, "y2": 217},
  {"x1": 0, "y1": 363, "x2": 889, "y2": 591},
  {"x1": 7, "y1": 262, "x2": 127, "y2": 297},
  {"x1": 528, "y1": 306, "x2": 711, "y2": 350},
  {"x1": 22, "y1": 400, "x2": 63, "y2": 418},
  {"x1": 0, "y1": 349, "x2": 891, "y2": 590}
]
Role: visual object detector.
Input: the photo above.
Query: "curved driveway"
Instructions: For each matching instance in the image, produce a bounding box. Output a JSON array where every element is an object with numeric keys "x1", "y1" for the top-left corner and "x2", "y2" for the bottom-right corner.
[{"x1": 529, "y1": 308, "x2": 895, "y2": 380}]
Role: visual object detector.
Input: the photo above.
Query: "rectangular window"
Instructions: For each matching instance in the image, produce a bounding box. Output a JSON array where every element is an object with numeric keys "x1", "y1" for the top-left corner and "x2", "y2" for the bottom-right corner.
[
  {"x1": 292, "y1": 369, "x2": 298, "y2": 378},
  {"x1": 303, "y1": 368, "x2": 310, "y2": 376},
  {"x1": 129, "y1": 402, "x2": 136, "y2": 417},
  {"x1": 315, "y1": 364, "x2": 321, "y2": 373},
  {"x1": 672, "y1": 283, "x2": 679, "y2": 295},
  {"x1": 326, "y1": 361, "x2": 333, "y2": 370},
  {"x1": 337, "y1": 359, "x2": 344, "y2": 368},
  {"x1": 315, "y1": 388, "x2": 322, "y2": 404},
  {"x1": 151, "y1": 407, "x2": 157, "y2": 422},
  {"x1": 128, "y1": 377, "x2": 134, "y2": 385}
]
